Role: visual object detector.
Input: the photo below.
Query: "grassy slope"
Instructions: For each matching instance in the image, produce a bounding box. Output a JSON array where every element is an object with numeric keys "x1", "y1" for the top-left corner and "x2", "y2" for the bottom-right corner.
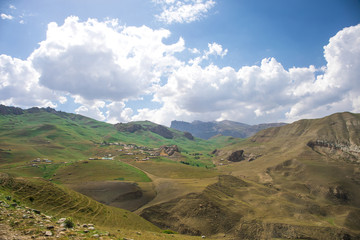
[
  {"x1": 0, "y1": 110, "x2": 239, "y2": 167},
  {"x1": 0, "y1": 173, "x2": 216, "y2": 240},
  {"x1": 0, "y1": 109, "x2": 238, "y2": 236},
  {"x1": 139, "y1": 112, "x2": 360, "y2": 238},
  {"x1": 3, "y1": 109, "x2": 359, "y2": 238},
  {"x1": 0, "y1": 173, "x2": 158, "y2": 232}
]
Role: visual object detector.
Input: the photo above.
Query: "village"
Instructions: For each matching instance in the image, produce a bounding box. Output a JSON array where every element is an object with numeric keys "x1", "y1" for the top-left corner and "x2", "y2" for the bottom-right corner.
[{"x1": 28, "y1": 141, "x2": 182, "y2": 168}]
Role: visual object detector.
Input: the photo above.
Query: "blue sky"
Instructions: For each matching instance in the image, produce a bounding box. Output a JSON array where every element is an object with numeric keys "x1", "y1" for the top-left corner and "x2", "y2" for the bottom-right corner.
[{"x1": 1, "y1": 0, "x2": 360, "y2": 126}]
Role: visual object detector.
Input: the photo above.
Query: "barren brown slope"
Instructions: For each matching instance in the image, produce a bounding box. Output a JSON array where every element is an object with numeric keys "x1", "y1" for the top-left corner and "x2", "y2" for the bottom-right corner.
[{"x1": 140, "y1": 112, "x2": 360, "y2": 240}]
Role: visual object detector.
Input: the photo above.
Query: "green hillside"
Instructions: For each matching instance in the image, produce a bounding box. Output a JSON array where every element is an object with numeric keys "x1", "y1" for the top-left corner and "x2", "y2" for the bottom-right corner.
[
  {"x1": 0, "y1": 106, "x2": 240, "y2": 169},
  {"x1": 1, "y1": 106, "x2": 360, "y2": 239}
]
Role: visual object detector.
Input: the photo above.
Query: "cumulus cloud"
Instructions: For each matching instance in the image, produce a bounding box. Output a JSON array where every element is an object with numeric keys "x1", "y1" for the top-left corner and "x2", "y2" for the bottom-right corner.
[
  {"x1": 1, "y1": 13, "x2": 13, "y2": 20},
  {"x1": 30, "y1": 16, "x2": 184, "y2": 103},
  {"x1": 147, "y1": 58, "x2": 305, "y2": 124},
  {"x1": 106, "y1": 102, "x2": 134, "y2": 124},
  {"x1": 190, "y1": 42, "x2": 228, "y2": 65},
  {"x1": 286, "y1": 24, "x2": 360, "y2": 120},
  {"x1": 1, "y1": 15, "x2": 359, "y2": 126},
  {"x1": 154, "y1": 0, "x2": 215, "y2": 24},
  {"x1": 134, "y1": 24, "x2": 360, "y2": 125},
  {"x1": 0, "y1": 54, "x2": 63, "y2": 108}
]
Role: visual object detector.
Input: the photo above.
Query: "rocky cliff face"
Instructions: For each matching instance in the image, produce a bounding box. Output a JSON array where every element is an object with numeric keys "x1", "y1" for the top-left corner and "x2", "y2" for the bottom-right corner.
[
  {"x1": 171, "y1": 120, "x2": 286, "y2": 139},
  {"x1": 307, "y1": 139, "x2": 360, "y2": 163}
]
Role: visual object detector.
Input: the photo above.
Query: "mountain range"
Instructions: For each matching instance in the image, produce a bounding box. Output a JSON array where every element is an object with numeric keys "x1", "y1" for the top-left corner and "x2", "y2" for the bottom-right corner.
[
  {"x1": 0, "y1": 105, "x2": 359, "y2": 239},
  {"x1": 170, "y1": 120, "x2": 286, "y2": 139}
]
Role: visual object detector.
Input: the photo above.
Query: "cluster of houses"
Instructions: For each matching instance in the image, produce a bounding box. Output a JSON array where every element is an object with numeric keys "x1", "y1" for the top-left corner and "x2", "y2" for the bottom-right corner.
[
  {"x1": 30, "y1": 158, "x2": 53, "y2": 167},
  {"x1": 90, "y1": 141, "x2": 161, "y2": 162},
  {"x1": 88, "y1": 154, "x2": 114, "y2": 160}
]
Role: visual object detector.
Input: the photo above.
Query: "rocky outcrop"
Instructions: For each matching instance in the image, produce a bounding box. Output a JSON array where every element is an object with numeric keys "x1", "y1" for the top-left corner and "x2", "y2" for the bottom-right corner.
[
  {"x1": 115, "y1": 123, "x2": 143, "y2": 133},
  {"x1": 149, "y1": 125, "x2": 174, "y2": 139},
  {"x1": 307, "y1": 139, "x2": 360, "y2": 163},
  {"x1": 115, "y1": 122, "x2": 175, "y2": 139},
  {"x1": 159, "y1": 145, "x2": 179, "y2": 156},
  {"x1": 228, "y1": 150, "x2": 245, "y2": 162},
  {"x1": 0, "y1": 105, "x2": 24, "y2": 115},
  {"x1": 183, "y1": 131, "x2": 194, "y2": 140}
]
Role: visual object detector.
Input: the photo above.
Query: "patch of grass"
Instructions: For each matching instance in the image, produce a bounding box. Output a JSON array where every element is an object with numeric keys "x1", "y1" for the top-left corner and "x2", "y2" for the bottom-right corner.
[
  {"x1": 162, "y1": 229, "x2": 177, "y2": 234},
  {"x1": 55, "y1": 160, "x2": 151, "y2": 183},
  {"x1": 132, "y1": 159, "x2": 218, "y2": 179}
]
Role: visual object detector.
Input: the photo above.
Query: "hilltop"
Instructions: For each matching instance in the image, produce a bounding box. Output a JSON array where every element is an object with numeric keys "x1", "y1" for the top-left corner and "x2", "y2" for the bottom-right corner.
[{"x1": 171, "y1": 119, "x2": 286, "y2": 139}]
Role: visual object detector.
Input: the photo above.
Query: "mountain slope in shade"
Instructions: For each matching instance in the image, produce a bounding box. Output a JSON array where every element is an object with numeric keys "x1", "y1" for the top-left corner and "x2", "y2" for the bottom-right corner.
[{"x1": 170, "y1": 119, "x2": 286, "y2": 139}]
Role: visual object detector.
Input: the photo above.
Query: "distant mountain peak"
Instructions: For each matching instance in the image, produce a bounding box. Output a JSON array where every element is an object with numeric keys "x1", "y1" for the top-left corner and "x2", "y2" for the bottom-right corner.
[{"x1": 170, "y1": 120, "x2": 286, "y2": 139}]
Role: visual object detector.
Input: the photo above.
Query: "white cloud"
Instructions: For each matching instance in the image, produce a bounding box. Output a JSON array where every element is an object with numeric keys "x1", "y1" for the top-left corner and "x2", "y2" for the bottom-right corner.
[
  {"x1": 190, "y1": 42, "x2": 228, "y2": 65},
  {"x1": 1, "y1": 13, "x2": 13, "y2": 20},
  {"x1": 30, "y1": 16, "x2": 185, "y2": 102},
  {"x1": 134, "y1": 24, "x2": 360, "y2": 126},
  {"x1": 106, "y1": 101, "x2": 133, "y2": 124},
  {"x1": 154, "y1": 0, "x2": 215, "y2": 24},
  {"x1": 286, "y1": 24, "x2": 360, "y2": 120},
  {"x1": 0, "y1": 54, "x2": 63, "y2": 108},
  {"x1": 73, "y1": 96, "x2": 106, "y2": 121},
  {"x1": 1, "y1": 15, "x2": 359, "y2": 127},
  {"x1": 9, "y1": 5, "x2": 16, "y2": 10}
]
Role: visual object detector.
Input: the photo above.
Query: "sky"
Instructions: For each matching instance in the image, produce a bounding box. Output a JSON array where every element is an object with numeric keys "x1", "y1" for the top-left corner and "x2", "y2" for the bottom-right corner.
[{"x1": 0, "y1": 0, "x2": 360, "y2": 126}]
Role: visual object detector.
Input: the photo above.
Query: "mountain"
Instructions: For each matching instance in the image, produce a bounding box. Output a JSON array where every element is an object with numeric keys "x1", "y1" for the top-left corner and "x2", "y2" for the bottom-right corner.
[
  {"x1": 170, "y1": 119, "x2": 286, "y2": 139},
  {"x1": 0, "y1": 105, "x2": 238, "y2": 165},
  {"x1": 141, "y1": 112, "x2": 360, "y2": 239},
  {"x1": 1, "y1": 105, "x2": 360, "y2": 239}
]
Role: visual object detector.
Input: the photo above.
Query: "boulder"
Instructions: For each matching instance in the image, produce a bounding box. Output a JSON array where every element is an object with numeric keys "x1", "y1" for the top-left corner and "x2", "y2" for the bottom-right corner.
[{"x1": 228, "y1": 150, "x2": 245, "y2": 162}]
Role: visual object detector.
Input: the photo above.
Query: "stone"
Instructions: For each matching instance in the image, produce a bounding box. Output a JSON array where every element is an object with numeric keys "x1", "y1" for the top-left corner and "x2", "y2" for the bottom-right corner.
[
  {"x1": 33, "y1": 209, "x2": 41, "y2": 214},
  {"x1": 44, "y1": 231, "x2": 53, "y2": 236},
  {"x1": 57, "y1": 218, "x2": 66, "y2": 224}
]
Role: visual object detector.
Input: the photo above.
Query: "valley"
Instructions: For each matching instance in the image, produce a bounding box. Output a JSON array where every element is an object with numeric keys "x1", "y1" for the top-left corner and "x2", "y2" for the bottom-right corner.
[{"x1": 0, "y1": 105, "x2": 360, "y2": 239}]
